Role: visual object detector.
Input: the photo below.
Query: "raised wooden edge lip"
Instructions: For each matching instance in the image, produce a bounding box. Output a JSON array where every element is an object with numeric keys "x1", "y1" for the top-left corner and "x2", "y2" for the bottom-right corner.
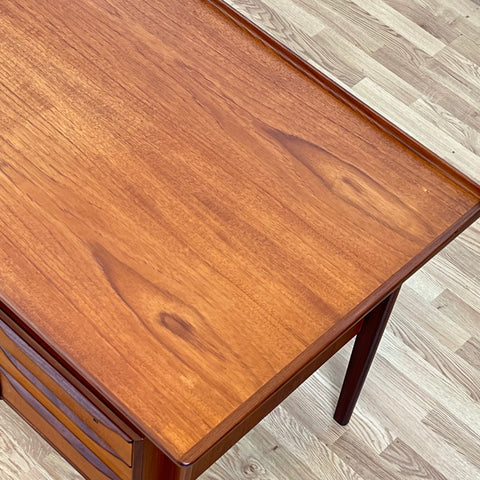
[
  {"x1": 174, "y1": 0, "x2": 480, "y2": 463},
  {"x1": 1, "y1": 0, "x2": 480, "y2": 469},
  {"x1": 205, "y1": 0, "x2": 480, "y2": 198},
  {"x1": 2, "y1": 203, "x2": 480, "y2": 468},
  {"x1": 175, "y1": 201, "x2": 480, "y2": 466}
]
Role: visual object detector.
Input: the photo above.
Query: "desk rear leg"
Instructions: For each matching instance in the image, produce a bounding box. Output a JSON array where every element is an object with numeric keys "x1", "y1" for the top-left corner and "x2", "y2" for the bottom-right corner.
[{"x1": 334, "y1": 287, "x2": 400, "y2": 425}]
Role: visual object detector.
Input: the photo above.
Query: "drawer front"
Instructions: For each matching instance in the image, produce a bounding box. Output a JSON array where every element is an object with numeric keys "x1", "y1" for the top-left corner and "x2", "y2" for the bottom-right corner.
[
  {"x1": 1, "y1": 369, "x2": 126, "y2": 480},
  {"x1": 0, "y1": 317, "x2": 136, "y2": 480}
]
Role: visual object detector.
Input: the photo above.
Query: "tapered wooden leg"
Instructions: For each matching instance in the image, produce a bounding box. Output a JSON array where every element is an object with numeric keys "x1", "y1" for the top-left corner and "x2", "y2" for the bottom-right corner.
[{"x1": 334, "y1": 287, "x2": 400, "y2": 425}]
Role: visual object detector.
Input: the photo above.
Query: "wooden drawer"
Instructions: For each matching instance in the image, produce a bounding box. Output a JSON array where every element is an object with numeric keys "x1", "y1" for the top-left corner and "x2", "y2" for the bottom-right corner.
[{"x1": 0, "y1": 315, "x2": 140, "y2": 480}]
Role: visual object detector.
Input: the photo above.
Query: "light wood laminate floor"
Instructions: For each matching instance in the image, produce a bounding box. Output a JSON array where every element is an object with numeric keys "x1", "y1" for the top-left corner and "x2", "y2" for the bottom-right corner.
[{"x1": 1, "y1": 0, "x2": 479, "y2": 479}]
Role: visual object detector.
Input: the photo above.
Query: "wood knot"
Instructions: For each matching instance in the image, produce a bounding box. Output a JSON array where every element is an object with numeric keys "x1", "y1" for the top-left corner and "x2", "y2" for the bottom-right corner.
[{"x1": 159, "y1": 313, "x2": 193, "y2": 338}]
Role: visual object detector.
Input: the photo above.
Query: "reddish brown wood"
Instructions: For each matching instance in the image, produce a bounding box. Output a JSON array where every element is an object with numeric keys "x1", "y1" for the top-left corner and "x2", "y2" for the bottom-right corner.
[
  {"x1": 190, "y1": 320, "x2": 362, "y2": 477},
  {"x1": 0, "y1": 348, "x2": 132, "y2": 477},
  {"x1": 1, "y1": 0, "x2": 480, "y2": 476},
  {"x1": 0, "y1": 309, "x2": 141, "y2": 443},
  {"x1": 334, "y1": 288, "x2": 401, "y2": 425},
  {"x1": 207, "y1": 0, "x2": 480, "y2": 198},
  {"x1": 1, "y1": 371, "x2": 126, "y2": 480},
  {"x1": 0, "y1": 317, "x2": 133, "y2": 469},
  {"x1": 134, "y1": 440, "x2": 193, "y2": 480}
]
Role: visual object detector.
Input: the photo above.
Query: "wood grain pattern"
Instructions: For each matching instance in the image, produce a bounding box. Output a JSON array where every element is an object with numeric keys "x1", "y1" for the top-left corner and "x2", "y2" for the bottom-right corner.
[
  {"x1": 199, "y1": 1, "x2": 480, "y2": 479},
  {"x1": 379, "y1": 437, "x2": 448, "y2": 480},
  {"x1": 456, "y1": 337, "x2": 480, "y2": 370},
  {"x1": 422, "y1": 409, "x2": 480, "y2": 469},
  {"x1": 0, "y1": 3, "x2": 478, "y2": 480},
  {"x1": 224, "y1": 0, "x2": 480, "y2": 184},
  {"x1": 0, "y1": 0, "x2": 480, "y2": 480},
  {"x1": 1, "y1": 0, "x2": 480, "y2": 476},
  {"x1": 189, "y1": 321, "x2": 361, "y2": 478}
]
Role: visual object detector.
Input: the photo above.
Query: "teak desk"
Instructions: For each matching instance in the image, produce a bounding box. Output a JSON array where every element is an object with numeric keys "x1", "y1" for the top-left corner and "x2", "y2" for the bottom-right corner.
[{"x1": 1, "y1": 0, "x2": 479, "y2": 479}]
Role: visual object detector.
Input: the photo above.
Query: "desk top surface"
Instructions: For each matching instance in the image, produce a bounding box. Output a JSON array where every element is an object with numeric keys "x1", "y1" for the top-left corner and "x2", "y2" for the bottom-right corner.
[{"x1": 1, "y1": 0, "x2": 480, "y2": 465}]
